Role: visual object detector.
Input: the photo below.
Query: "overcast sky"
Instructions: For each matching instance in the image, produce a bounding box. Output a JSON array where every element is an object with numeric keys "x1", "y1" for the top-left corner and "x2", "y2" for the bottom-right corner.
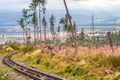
[{"x1": 0, "y1": 0, "x2": 120, "y2": 11}]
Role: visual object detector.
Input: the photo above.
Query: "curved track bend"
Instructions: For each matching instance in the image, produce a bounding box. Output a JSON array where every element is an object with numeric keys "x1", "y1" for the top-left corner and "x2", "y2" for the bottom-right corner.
[{"x1": 2, "y1": 53, "x2": 68, "y2": 80}]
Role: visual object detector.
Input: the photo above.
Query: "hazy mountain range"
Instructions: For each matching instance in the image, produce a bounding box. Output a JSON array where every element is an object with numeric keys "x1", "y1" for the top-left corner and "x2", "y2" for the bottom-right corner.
[
  {"x1": 1, "y1": 9, "x2": 120, "y2": 26},
  {"x1": 0, "y1": 9, "x2": 120, "y2": 35}
]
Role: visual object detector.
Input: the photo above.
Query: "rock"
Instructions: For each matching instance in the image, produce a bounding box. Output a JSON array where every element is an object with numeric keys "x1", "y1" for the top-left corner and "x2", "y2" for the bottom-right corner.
[
  {"x1": 2, "y1": 45, "x2": 9, "y2": 49},
  {"x1": 105, "y1": 69, "x2": 113, "y2": 75},
  {"x1": 31, "y1": 49, "x2": 42, "y2": 56},
  {"x1": 5, "y1": 47, "x2": 14, "y2": 52},
  {"x1": 77, "y1": 60, "x2": 86, "y2": 66},
  {"x1": 19, "y1": 45, "x2": 25, "y2": 50},
  {"x1": 115, "y1": 72, "x2": 120, "y2": 78}
]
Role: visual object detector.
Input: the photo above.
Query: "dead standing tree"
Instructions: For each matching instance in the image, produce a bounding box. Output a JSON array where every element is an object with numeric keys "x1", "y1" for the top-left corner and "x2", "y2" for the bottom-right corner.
[
  {"x1": 92, "y1": 14, "x2": 95, "y2": 46},
  {"x1": 63, "y1": 0, "x2": 78, "y2": 56},
  {"x1": 107, "y1": 32, "x2": 114, "y2": 53}
]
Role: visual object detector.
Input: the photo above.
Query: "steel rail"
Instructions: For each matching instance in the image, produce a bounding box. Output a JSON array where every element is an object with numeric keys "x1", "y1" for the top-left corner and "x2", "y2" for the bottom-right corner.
[{"x1": 2, "y1": 53, "x2": 68, "y2": 80}]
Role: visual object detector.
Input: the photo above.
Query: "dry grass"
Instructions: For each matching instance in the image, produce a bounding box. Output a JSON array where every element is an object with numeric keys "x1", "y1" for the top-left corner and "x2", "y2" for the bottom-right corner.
[
  {"x1": 59, "y1": 46, "x2": 120, "y2": 57},
  {"x1": 13, "y1": 45, "x2": 120, "y2": 79}
]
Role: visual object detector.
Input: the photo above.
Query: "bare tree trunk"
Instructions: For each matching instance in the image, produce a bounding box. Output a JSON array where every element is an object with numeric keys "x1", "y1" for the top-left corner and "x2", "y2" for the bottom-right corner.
[
  {"x1": 35, "y1": 7, "x2": 39, "y2": 44},
  {"x1": 24, "y1": 19, "x2": 28, "y2": 45},
  {"x1": 107, "y1": 32, "x2": 114, "y2": 53},
  {"x1": 34, "y1": 25, "x2": 37, "y2": 45},
  {"x1": 63, "y1": 0, "x2": 78, "y2": 56},
  {"x1": 39, "y1": 2, "x2": 42, "y2": 46},
  {"x1": 23, "y1": 29, "x2": 25, "y2": 44},
  {"x1": 92, "y1": 14, "x2": 95, "y2": 46},
  {"x1": 44, "y1": 27, "x2": 46, "y2": 43}
]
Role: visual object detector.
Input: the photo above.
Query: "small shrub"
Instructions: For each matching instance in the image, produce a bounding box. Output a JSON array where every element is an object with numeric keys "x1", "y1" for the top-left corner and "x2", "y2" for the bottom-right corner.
[
  {"x1": 64, "y1": 64, "x2": 73, "y2": 73},
  {"x1": 107, "y1": 55, "x2": 120, "y2": 68},
  {"x1": 72, "y1": 66, "x2": 86, "y2": 76},
  {"x1": 9, "y1": 43, "x2": 19, "y2": 50},
  {"x1": 58, "y1": 64, "x2": 87, "y2": 78},
  {"x1": 99, "y1": 55, "x2": 120, "y2": 68},
  {"x1": 24, "y1": 56, "x2": 32, "y2": 63},
  {"x1": 0, "y1": 66, "x2": 11, "y2": 80},
  {"x1": 36, "y1": 58, "x2": 40, "y2": 64},
  {"x1": 22, "y1": 45, "x2": 34, "y2": 53},
  {"x1": 43, "y1": 61, "x2": 51, "y2": 67},
  {"x1": 0, "y1": 73, "x2": 11, "y2": 80},
  {"x1": 42, "y1": 60, "x2": 54, "y2": 69},
  {"x1": 116, "y1": 66, "x2": 120, "y2": 71},
  {"x1": 32, "y1": 56, "x2": 41, "y2": 64}
]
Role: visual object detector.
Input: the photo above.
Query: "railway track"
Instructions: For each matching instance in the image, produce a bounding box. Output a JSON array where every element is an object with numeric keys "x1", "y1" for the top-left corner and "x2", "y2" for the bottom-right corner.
[{"x1": 2, "y1": 53, "x2": 68, "y2": 80}]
